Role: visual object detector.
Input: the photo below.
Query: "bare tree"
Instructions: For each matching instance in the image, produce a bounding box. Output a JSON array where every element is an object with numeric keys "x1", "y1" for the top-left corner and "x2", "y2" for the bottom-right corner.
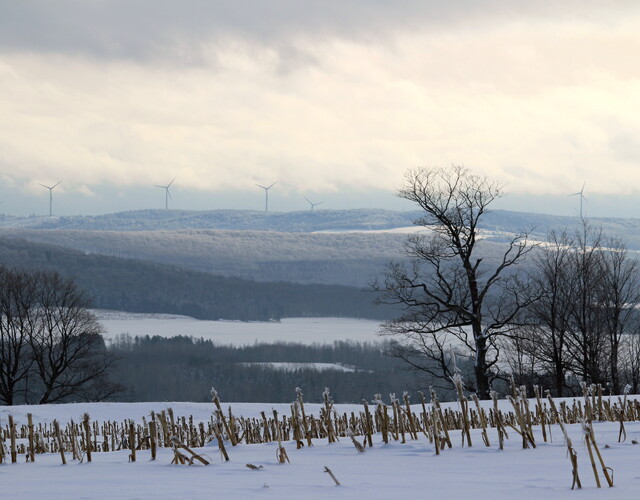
[
  {"x1": 526, "y1": 230, "x2": 575, "y2": 396},
  {"x1": 375, "y1": 166, "x2": 535, "y2": 399},
  {"x1": 597, "y1": 237, "x2": 640, "y2": 394},
  {"x1": 28, "y1": 271, "x2": 120, "y2": 404},
  {"x1": 0, "y1": 268, "x2": 38, "y2": 405},
  {"x1": 620, "y1": 325, "x2": 640, "y2": 393},
  {"x1": 499, "y1": 324, "x2": 542, "y2": 388},
  {"x1": 564, "y1": 222, "x2": 608, "y2": 385}
]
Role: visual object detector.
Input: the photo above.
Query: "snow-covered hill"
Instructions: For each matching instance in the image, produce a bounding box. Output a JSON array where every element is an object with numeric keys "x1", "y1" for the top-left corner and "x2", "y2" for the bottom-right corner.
[{"x1": 3, "y1": 208, "x2": 640, "y2": 248}]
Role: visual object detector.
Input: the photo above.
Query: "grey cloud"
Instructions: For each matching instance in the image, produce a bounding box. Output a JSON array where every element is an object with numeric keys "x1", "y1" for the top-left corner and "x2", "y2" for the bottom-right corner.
[{"x1": 1, "y1": 0, "x2": 636, "y2": 62}]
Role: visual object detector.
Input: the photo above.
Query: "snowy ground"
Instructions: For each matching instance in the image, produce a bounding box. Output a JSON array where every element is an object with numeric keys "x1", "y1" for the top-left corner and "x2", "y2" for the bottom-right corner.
[
  {"x1": 2, "y1": 401, "x2": 640, "y2": 499},
  {"x1": 95, "y1": 313, "x2": 383, "y2": 345},
  {"x1": 239, "y1": 362, "x2": 357, "y2": 372}
]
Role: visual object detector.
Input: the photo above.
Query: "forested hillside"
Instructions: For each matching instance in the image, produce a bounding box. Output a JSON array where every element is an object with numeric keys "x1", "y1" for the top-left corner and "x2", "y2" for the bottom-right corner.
[
  {"x1": 108, "y1": 336, "x2": 453, "y2": 402},
  {"x1": 2, "y1": 208, "x2": 640, "y2": 249},
  {"x1": 0, "y1": 237, "x2": 392, "y2": 320},
  {"x1": 0, "y1": 208, "x2": 421, "y2": 232},
  {"x1": 0, "y1": 226, "x2": 512, "y2": 286}
]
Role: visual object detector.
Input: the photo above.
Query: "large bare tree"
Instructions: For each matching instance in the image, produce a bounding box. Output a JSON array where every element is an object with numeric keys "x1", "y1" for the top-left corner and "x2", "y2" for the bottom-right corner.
[
  {"x1": 597, "y1": 237, "x2": 640, "y2": 394},
  {"x1": 376, "y1": 166, "x2": 535, "y2": 399},
  {"x1": 527, "y1": 230, "x2": 575, "y2": 396},
  {"x1": 30, "y1": 271, "x2": 119, "y2": 404},
  {"x1": 0, "y1": 268, "x2": 38, "y2": 405},
  {"x1": 0, "y1": 268, "x2": 120, "y2": 405}
]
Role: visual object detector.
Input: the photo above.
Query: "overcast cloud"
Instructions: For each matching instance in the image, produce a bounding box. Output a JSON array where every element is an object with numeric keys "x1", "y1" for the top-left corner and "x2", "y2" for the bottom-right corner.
[{"x1": 1, "y1": 1, "x2": 639, "y2": 214}]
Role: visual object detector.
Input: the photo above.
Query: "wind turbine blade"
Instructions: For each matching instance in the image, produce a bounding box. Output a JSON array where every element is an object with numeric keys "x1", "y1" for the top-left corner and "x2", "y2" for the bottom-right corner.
[
  {"x1": 256, "y1": 184, "x2": 267, "y2": 190},
  {"x1": 154, "y1": 185, "x2": 165, "y2": 188},
  {"x1": 167, "y1": 189, "x2": 172, "y2": 199},
  {"x1": 304, "y1": 196, "x2": 312, "y2": 205},
  {"x1": 580, "y1": 181, "x2": 586, "y2": 194},
  {"x1": 51, "y1": 181, "x2": 61, "y2": 189},
  {"x1": 167, "y1": 178, "x2": 175, "y2": 188},
  {"x1": 39, "y1": 183, "x2": 50, "y2": 189},
  {"x1": 267, "y1": 181, "x2": 277, "y2": 189},
  {"x1": 316, "y1": 201, "x2": 324, "y2": 206}
]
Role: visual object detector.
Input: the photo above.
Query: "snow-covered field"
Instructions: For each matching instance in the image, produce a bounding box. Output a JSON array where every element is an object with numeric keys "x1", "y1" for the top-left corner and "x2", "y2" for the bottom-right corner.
[
  {"x1": 96, "y1": 312, "x2": 383, "y2": 345},
  {"x1": 239, "y1": 362, "x2": 357, "y2": 372},
  {"x1": 2, "y1": 400, "x2": 640, "y2": 499}
]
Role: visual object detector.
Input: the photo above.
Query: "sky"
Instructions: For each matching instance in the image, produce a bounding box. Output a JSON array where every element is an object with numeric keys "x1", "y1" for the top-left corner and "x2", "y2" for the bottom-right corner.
[{"x1": 0, "y1": 1, "x2": 639, "y2": 217}]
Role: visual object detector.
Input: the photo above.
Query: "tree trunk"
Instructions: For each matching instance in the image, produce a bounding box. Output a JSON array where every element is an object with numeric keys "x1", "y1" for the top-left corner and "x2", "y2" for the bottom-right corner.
[
  {"x1": 554, "y1": 365, "x2": 564, "y2": 397},
  {"x1": 474, "y1": 336, "x2": 491, "y2": 399},
  {"x1": 610, "y1": 342, "x2": 620, "y2": 395}
]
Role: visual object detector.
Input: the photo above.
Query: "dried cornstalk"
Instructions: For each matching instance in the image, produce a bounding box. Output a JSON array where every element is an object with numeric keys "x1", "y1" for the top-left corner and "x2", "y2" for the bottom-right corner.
[
  {"x1": 451, "y1": 375, "x2": 472, "y2": 447},
  {"x1": 533, "y1": 386, "x2": 547, "y2": 443},
  {"x1": 471, "y1": 394, "x2": 490, "y2": 447},
  {"x1": 128, "y1": 422, "x2": 136, "y2": 463},
  {"x1": 211, "y1": 387, "x2": 236, "y2": 446},
  {"x1": 582, "y1": 420, "x2": 613, "y2": 488},
  {"x1": 27, "y1": 414, "x2": 35, "y2": 463},
  {"x1": 273, "y1": 410, "x2": 290, "y2": 464},
  {"x1": 149, "y1": 419, "x2": 158, "y2": 460},
  {"x1": 430, "y1": 388, "x2": 451, "y2": 449},
  {"x1": 490, "y1": 391, "x2": 505, "y2": 450},
  {"x1": 324, "y1": 466, "x2": 340, "y2": 486},
  {"x1": 170, "y1": 437, "x2": 210, "y2": 465},
  {"x1": 323, "y1": 388, "x2": 337, "y2": 444},
  {"x1": 213, "y1": 419, "x2": 230, "y2": 462},
  {"x1": 83, "y1": 414, "x2": 92, "y2": 463},
  {"x1": 418, "y1": 392, "x2": 432, "y2": 442},
  {"x1": 547, "y1": 392, "x2": 581, "y2": 489},
  {"x1": 8, "y1": 415, "x2": 17, "y2": 463},
  {"x1": 296, "y1": 388, "x2": 313, "y2": 447},
  {"x1": 53, "y1": 419, "x2": 66, "y2": 465},
  {"x1": 362, "y1": 400, "x2": 374, "y2": 448},
  {"x1": 347, "y1": 429, "x2": 365, "y2": 453}
]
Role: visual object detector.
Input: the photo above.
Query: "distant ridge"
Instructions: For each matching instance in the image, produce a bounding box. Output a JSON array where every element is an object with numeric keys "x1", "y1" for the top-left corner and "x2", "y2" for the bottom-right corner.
[
  {"x1": 2, "y1": 209, "x2": 640, "y2": 249},
  {"x1": 2, "y1": 207, "x2": 640, "y2": 237},
  {"x1": 0, "y1": 209, "x2": 423, "y2": 232}
]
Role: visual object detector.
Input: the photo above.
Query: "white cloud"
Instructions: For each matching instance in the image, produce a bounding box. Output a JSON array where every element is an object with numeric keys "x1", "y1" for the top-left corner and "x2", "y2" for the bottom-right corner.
[{"x1": 0, "y1": 2, "x2": 639, "y2": 199}]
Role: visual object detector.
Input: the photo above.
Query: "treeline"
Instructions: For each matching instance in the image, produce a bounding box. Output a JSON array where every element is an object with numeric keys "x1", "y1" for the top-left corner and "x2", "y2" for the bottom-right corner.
[
  {"x1": 502, "y1": 224, "x2": 640, "y2": 396},
  {"x1": 108, "y1": 336, "x2": 454, "y2": 403},
  {"x1": 0, "y1": 237, "x2": 394, "y2": 321}
]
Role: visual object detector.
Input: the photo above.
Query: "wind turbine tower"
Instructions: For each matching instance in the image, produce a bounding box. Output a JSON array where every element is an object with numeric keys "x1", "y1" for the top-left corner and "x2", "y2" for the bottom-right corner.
[
  {"x1": 304, "y1": 196, "x2": 324, "y2": 210},
  {"x1": 39, "y1": 181, "x2": 61, "y2": 216},
  {"x1": 569, "y1": 182, "x2": 587, "y2": 218},
  {"x1": 256, "y1": 181, "x2": 277, "y2": 213},
  {"x1": 154, "y1": 178, "x2": 175, "y2": 210}
]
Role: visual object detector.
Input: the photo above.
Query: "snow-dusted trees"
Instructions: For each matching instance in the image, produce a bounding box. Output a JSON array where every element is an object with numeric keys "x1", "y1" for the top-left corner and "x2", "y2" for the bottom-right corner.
[
  {"x1": 0, "y1": 268, "x2": 119, "y2": 405},
  {"x1": 506, "y1": 222, "x2": 640, "y2": 395},
  {"x1": 375, "y1": 166, "x2": 535, "y2": 399}
]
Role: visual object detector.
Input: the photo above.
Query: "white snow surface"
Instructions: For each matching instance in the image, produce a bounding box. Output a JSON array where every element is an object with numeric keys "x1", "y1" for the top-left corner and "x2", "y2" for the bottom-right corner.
[
  {"x1": 239, "y1": 362, "x2": 357, "y2": 372},
  {"x1": 96, "y1": 312, "x2": 382, "y2": 345},
  {"x1": 2, "y1": 399, "x2": 640, "y2": 499}
]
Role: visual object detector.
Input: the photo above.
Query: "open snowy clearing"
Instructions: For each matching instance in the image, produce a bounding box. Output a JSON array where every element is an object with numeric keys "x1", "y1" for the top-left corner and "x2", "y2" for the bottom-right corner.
[
  {"x1": 96, "y1": 313, "x2": 383, "y2": 345},
  {"x1": 238, "y1": 362, "x2": 358, "y2": 372},
  {"x1": 2, "y1": 400, "x2": 640, "y2": 499}
]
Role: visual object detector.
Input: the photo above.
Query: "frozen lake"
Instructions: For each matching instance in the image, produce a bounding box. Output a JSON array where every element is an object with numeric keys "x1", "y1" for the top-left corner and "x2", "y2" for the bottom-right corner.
[{"x1": 95, "y1": 311, "x2": 384, "y2": 345}]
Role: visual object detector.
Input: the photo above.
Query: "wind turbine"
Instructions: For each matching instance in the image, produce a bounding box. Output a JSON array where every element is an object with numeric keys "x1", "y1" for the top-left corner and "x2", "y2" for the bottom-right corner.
[
  {"x1": 303, "y1": 196, "x2": 324, "y2": 210},
  {"x1": 39, "y1": 181, "x2": 61, "y2": 216},
  {"x1": 154, "y1": 178, "x2": 175, "y2": 210},
  {"x1": 256, "y1": 181, "x2": 277, "y2": 213},
  {"x1": 569, "y1": 182, "x2": 587, "y2": 218}
]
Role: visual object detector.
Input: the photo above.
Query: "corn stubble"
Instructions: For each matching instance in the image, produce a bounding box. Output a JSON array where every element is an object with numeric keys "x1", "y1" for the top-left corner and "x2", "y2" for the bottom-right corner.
[{"x1": 1, "y1": 383, "x2": 632, "y2": 490}]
